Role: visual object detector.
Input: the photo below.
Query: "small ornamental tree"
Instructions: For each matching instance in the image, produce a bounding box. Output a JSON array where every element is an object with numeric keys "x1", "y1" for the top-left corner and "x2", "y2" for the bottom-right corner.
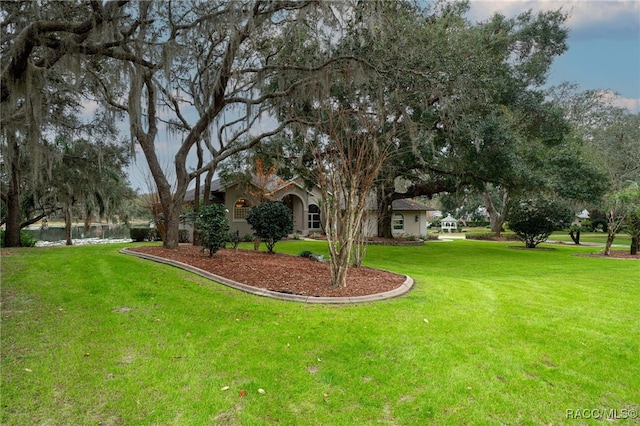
[
  {"x1": 245, "y1": 201, "x2": 293, "y2": 253},
  {"x1": 196, "y1": 204, "x2": 229, "y2": 257},
  {"x1": 507, "y1": 198, "x2": 573, "y2": 248}
]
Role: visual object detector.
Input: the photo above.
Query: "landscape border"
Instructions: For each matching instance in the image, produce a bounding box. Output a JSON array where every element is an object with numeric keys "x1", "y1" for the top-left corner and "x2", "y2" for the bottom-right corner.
[{"x1": 120, "y1": 248, "x2": 414, "y2": 304}]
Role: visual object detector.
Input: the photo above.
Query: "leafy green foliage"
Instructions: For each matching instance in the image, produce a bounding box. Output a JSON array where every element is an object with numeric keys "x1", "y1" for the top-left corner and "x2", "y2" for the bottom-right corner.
[
  {"x1": 299, "y1": 250, "x2": 313, "y2": 258},
  {"x1": 129, "y1": 228, "x2": 159, "y2": 242},
  {"x1": 229, "y1": 230, "x2": 241, "y2": 250},
  {"x1": 507, "y1": 198, "x2": 573, "y2": 248},
  {"x1": 196, "y1": 204, "x2": 230, "y2": 257},
  {"x1": 178, "y1": 229, "x2": 190, "y2": 244},
  {"x1": 465, "y1": 231, "x2": 519, "y2": 241},
  {"x1": 245, "y1": 201, "x2": 293, "y2": 253},
  {"x1": 0, "y1": 229, "x2": 37, "y2": 247}
]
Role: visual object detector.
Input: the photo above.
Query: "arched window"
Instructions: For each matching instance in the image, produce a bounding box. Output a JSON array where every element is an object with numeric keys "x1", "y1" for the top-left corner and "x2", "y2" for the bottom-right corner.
[
  {"x1": 392, "y1": 213, "x2": 404, "y2": 231},
  {"x1": 234, "y1": 198, "x2": 252, "y2": 220},
  {"x1": 308, "y1": 204, "x2": 321, "y2": 230}
]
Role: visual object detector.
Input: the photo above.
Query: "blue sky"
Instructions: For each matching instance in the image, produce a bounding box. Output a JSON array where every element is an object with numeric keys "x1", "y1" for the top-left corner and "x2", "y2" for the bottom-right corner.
[{"x1": 465, "y1": 0, "x2": 640, "y2": 112}]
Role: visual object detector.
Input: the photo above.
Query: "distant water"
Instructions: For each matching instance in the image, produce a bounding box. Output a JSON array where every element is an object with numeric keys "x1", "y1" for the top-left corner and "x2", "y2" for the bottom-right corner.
[
  {"x1": 25, "y1": 224, "x2": 132, "y2": 244},
  {"x1": 35, "y1": 237, "x2": 133, "y2": 247}
]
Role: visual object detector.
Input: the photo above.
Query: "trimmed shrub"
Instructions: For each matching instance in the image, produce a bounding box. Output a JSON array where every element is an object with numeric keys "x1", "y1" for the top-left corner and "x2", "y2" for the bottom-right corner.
[
  {"x1": 178, "y1": 229, "x2": 190, "y2": 243},
  {"x1": 196, "y1": 203, "x2": 230, "y2": 256},
  {"x1": 129, "y1": 227, "x2": 158, "y2": 242},
  {"x1": 466, "y1": 221, "x2": 490, "y2": 228},
  {"x1": 465, "y1": 231, "x2": 519, "y2": 241},
  {"x1": 591, "y1": 218, "x2": 608, "y2": 232},
  {"x1": 507, "y1": 198, "x2": 573, "y2": 248},
  {"x1": 245, "y1": 201, "x2": 293, "y2": 253},
  {"x1": 299, "y1": 250, "x2": 313, "y2": 258},
  {"x1": 229, "y1": 230, "x2": 241, "y2": 250},
  {"x1": 0, "y1": 229, "x2": 37, "y2": 247}
]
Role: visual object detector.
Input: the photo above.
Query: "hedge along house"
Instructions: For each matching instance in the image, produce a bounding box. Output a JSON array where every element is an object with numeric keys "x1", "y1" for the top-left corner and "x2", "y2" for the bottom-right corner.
[{"x1": 184, "y1": 175, "x2": 437, "y2": 239}]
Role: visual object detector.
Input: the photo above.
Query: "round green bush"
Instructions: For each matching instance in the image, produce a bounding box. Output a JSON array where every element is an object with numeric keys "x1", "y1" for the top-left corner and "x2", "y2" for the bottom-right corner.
[
  {"x1": 245, "y1": 201, "x2": 293, "y2": 253},
  {"x1": 196, "y1": 203, "x2": 230, "y2": 256},
  {"x1": 507, "y1": 198, "x2": 573, "y2": 248}
]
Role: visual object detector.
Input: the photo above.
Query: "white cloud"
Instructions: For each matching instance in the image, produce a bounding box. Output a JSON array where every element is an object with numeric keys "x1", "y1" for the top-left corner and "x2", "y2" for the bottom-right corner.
[
  {"x1": 613, "y1": 96, "x2": 640, "y2": 113},
  {"x1": 81, "y1": 99, "x2": 100, "y2": 116},
  {"x1": 465, "y1": 0, "x2": 640, "y2": 41},
  {"x1": 598, "y1": 90, "x2": 640, "y2": 113}
]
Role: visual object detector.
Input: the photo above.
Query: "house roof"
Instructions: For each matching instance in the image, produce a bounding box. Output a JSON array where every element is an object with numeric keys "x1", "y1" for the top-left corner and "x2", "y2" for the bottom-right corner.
[
  {"x1": 391, "y1": 198, "x2": 435, "y2": 212},
  {"x1": 183, "y1": 175, "x2": 310, "y2": 202},
  {"x1": 183, "y1": 178, "x2": 226, "y2": 202},
  {"x1": 441, "y1": 214, "x2": 458, "y2": 223},
  {"x1": 576, "y1": 209, "x2": 590, "y2": 219}
]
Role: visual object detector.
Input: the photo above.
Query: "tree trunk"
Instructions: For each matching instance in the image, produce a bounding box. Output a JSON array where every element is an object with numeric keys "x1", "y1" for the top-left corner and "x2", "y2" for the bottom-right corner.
[
  {"x1": 4, "y1": 182, "x2": 22, "y2": 248},
  {"x1": 64, "y1": 203, "x2": 73, "y2": 246},
  {"x1": 4, "y1": 134, "x2": 22, "y2": 247},
  {"x1": 603, "y1": 210, "x2": 618, "y2": 256},
  {"x1": 329, "y1": 249, "x2": 351, "y2": 288},
  {"x1": 569, "y1": 229, "x2": 581, "y2": 244},
  {"x1": 377, "y1": 188, "x2": 394, "y2": 238},
  {"x1": 192, "y1": 141, "x2": 203, "y2": 245},
  {"x1": 482, "y1": 191, "x2": 506, "y2": 237},
  {"x1": 630, "y1": 236, "x2": 638, "y2": 255},
  {"x1": 203, "y1": 167, "x2": 214, "y2": 209},
  {"x1": 604, "y1": 231, "x2": 615, "y2": 256},
  {"x1": 352, "y1": 215, "x2": 368, "y2": 267},
  {"x1": 163, "y1": 207, "x2": 181, "y2": 249},
  {"x1": 84, "y1": 207, "x2": 92, "y2": 236}
]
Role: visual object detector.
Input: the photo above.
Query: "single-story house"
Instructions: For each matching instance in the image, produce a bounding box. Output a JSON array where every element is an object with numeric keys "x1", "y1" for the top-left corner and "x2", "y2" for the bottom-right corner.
[
  {"x1": 390, "y1": 199, "x2": 439, "y2": 236},
  {"x1": 184, "y1": 175, "x2": 437, "y2": 238},
  {"x1": 572, "y1": 209, "x2": 590, "y2": 227},
  {"x1": 184, "y1": 175, "x2": 323, "y2": 238}
]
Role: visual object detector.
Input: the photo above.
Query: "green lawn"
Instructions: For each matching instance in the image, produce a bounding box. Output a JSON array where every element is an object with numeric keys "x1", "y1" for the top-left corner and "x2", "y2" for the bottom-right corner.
[{"x1": 1, "y1": 240, "x2": 638, "y2": 425}]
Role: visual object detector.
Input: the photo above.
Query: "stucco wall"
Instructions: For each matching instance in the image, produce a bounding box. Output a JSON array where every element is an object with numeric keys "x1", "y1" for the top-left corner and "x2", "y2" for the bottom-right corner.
[{"x1": 392, "y1": 211, "x2": 427, "y2": 236}]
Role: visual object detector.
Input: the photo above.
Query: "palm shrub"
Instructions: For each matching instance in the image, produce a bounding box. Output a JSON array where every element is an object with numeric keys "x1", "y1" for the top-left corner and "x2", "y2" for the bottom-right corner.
[
  {"x1": 507, "y1": 198, "x2": 573, "y2": 248},
  {"x1": 245, "y1": 201, "x2": 293, "y2": 253},
  {"x1": 196, "y1": 203, "x2": 229, "y2": 256}
]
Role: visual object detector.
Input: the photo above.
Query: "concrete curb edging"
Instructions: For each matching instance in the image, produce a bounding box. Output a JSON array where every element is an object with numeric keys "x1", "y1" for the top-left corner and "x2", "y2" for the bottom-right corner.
[{"x1": 120, "y1": 248, "x2": 414, "y2": 304}]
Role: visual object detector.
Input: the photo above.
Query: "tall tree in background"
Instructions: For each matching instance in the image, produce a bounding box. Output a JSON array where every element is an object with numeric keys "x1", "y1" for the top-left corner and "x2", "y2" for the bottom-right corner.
[
  {"x1": 594, "y1": 111, "x2": 640, "y2": 255},
  {"x1": 330, "y1": 2, "x2": 572, "y2": 238},
  {"x1": 91, "y1": 1, "x2": 358, "y2": 249},
  {"x1": 548, "y1": 84, "x2": 640, "y2": 252},
  {"x1": 1, "y1": 1, "x2": 132, "y2": 246},
  {"x1": 48, "y1": 137, "x2": 131, "y2": 245}
]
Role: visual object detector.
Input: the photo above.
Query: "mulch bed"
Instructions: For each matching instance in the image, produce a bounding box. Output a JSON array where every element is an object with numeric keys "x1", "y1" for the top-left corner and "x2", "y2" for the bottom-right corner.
[{"x1": 128, "y1": 245, "x2": 407, "y2": 297}]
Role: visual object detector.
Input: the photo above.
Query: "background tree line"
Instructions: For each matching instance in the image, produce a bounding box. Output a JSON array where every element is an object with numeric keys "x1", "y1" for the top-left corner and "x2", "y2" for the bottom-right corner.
[{"x1": 2, "y1": 1, "x2": 638, "y2": 285}]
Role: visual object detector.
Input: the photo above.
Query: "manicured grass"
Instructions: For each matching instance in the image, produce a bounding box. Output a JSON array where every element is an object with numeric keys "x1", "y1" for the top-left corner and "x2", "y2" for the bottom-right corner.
[{"x1": 1, "y1": 240, "x2": 638, "y2": 425}]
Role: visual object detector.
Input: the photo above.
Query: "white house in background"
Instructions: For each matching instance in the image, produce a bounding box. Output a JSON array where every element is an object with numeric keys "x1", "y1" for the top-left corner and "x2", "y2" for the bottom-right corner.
[
  {"x1": 184, "y1": 175, "x2": 437, "y2": 238},
  {"x1": 572, "y1": 209, "x2": 590, "y2": 227},
  {"x1": 390, "y1": 199, "x2": 439, "y2": 236}
]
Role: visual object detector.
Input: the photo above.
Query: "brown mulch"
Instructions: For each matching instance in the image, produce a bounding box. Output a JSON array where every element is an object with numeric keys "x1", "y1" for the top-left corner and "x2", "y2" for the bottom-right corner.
[
  {"x1": 128, "y1": 245, "x2": 406, "y2": 297},
  {"x1": 575, "y1": 250, "x2": 640, "y2": 260}
]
